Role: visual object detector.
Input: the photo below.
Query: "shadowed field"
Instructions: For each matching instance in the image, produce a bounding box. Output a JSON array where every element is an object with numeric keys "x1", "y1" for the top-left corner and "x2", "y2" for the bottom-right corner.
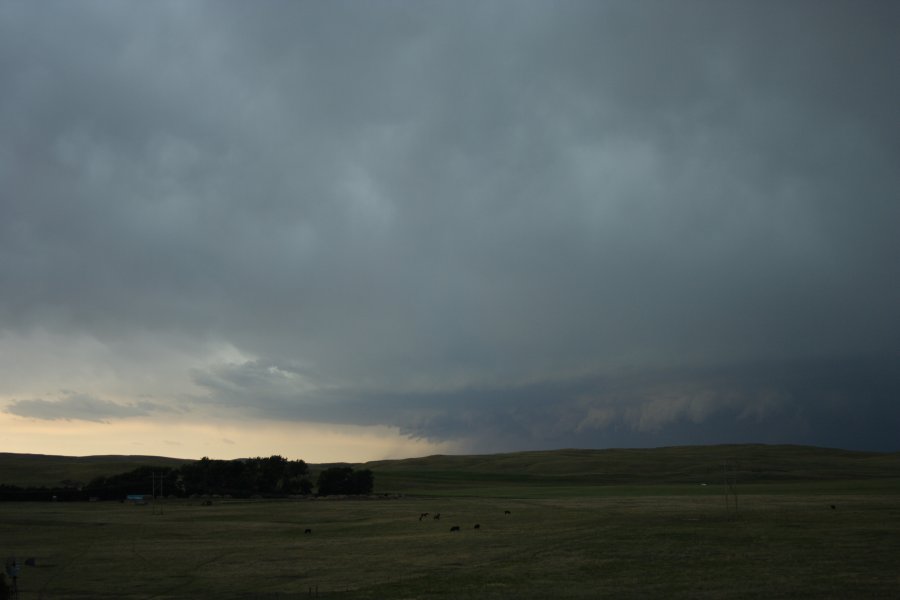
[{"x1": 3, "y1": 486, "x2": 900, "y2": 598}]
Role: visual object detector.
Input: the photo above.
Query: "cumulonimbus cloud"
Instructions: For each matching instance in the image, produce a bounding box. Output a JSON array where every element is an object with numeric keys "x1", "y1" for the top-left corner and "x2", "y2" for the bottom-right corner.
[{"x1": 0, "y1": 1, "x2": 898, "y2": 454}]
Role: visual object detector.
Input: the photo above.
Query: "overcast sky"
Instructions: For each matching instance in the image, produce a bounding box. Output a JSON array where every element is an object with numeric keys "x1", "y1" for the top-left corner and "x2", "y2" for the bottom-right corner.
[{"x1": 2, "y1": 1, "x2": 898, "y2": 461}]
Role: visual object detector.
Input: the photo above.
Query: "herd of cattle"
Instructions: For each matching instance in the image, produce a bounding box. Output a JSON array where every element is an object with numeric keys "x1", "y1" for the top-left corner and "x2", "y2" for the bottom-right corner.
[
  {"x1": 303, "y1": 508, "x2": 513, "y2": 536},
  {"x1": 418, "y1": 510, "x2": 511, "y2": 532}
]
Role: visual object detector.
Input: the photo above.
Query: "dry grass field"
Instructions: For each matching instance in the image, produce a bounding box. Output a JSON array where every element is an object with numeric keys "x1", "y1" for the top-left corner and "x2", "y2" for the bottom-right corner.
[{"x1": 3, "y1": 486, "x2": 899, "y2": 599}]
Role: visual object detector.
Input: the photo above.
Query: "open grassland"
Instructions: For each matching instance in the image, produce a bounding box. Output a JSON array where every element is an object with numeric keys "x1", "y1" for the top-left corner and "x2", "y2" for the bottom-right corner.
[
  {"x1": 3, "y1": 483, "x2": 899, "y2": 599},
  {"x1": 2, "y1": 446, "x2": 899, "y2": 598}
]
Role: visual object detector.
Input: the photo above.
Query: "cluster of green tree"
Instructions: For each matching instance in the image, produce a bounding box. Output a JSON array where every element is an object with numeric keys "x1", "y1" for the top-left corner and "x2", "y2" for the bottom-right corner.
[
  {"x1": 0, "y1": 456, "x2": 374, "y2": 500},
  {"x1": 173, "y1": 455, "x2": 316, "y2": 498},
  {"x1": 84, "y1": 455, "x2": 314, "y2": 499},
  {"x1": 316, "y1": 466, "x2": 374, "y2": 496},
  {"x1": 84, "y1": 465, "x2": 181, "y2": 500}
]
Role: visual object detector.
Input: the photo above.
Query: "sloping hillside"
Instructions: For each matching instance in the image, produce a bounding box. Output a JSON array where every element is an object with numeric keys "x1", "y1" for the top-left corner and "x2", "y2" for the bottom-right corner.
[
  {"x1": 2, "y1": 445, "x2": 898, "y2": 492},
  {"x1": 0, "y1": 452, "x2": 190, "y2": 487},
  {"x1": 364, "y1": 445, "x2": 900, "y2": 494}
]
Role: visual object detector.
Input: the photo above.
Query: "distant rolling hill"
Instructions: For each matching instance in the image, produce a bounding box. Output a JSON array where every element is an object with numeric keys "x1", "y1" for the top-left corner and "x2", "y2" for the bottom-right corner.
[
  {"x1": 363, "y1": 445, "x2": 900, "y2": 495},
  {"x1": 1, "y1": 445, "x2": 898, "y2": 492},
  {"x1": 0, "y1": 452, "x2": 191, "y2": 488}
]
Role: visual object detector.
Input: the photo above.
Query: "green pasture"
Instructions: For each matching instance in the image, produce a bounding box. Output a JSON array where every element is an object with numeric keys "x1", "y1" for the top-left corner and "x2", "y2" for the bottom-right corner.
[
  {"x1": 366, "y1": 444, "x2": 900, "y2": 491},
  {"x1": 366, "y1": 444, "x2": 900, "y2": 498},
  {"x1": 372, "y1": 471, "x2": 900, "y2": 499},
  {"x1": 3, "y1": 483, "x2": 899, "y2": 599}
]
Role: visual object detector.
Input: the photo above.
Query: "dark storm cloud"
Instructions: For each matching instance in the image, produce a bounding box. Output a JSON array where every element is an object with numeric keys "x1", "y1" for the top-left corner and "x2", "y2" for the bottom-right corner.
[
  {"x1": 189, "y1": 357, "x2": 900, "y2": 452},
  {"x1": 2, "y1": 1, "x2": 898, "y2": 450}
]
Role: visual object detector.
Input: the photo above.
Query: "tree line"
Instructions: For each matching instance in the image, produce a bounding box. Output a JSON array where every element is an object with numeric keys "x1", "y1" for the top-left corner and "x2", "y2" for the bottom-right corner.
[{"x1": 0, "y1": 456, "x2": 374, "y2": 501}]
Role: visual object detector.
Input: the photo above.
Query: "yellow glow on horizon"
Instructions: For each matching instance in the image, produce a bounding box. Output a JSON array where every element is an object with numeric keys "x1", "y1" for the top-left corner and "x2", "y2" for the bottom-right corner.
[{"x1": 0, "y1": 412, "x2": 456, "y2": 463}]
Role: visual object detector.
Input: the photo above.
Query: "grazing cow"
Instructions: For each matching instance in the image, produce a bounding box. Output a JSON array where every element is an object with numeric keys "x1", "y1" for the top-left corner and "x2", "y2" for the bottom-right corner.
[
  {"x1": 504, "y1": 510, "x2": 511, "y2": 515},
  {"x1": 419, "y1": 512, "x2": 430, "y2": 520},
  {"x1": 450, "y1": 525, "x2": 460, "y2": 532},
  {"x1": 474, "y1": 524, "x2": 480, "y2": 530},
  {"x1": 304, "y1": 528, "x2": 312, "y2": 534},
  {"x1": 433, "y1": 513, "x2": 441, "y2": 520}
]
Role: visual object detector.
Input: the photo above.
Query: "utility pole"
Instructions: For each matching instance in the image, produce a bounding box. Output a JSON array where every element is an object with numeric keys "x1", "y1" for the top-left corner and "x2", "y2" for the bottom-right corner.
[
  {"x1": 5, "y1": 556, "x2": 20, "y2": 600},
  {"x1": 723, "y1": 460, "x2": 738, "y2": 514}
]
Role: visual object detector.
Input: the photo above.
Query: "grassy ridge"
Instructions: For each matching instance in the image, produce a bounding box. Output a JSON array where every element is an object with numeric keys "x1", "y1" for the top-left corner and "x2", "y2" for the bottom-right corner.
[
  {"x1": 1, "y1": 444, "x2": 898, "y2": 493},
  {"x1": 365, "y1": 445, "x2": 900, "y2": 496}
]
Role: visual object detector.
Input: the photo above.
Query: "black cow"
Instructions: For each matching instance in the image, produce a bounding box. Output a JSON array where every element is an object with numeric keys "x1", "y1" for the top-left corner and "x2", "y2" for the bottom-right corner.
[
  {"x1": 474, "y1": 524, "x2": 480, "y2": 530},
  {"x1": 504, "y1": 510, "x2": 511, "y2": 515},
  {"x1": 304, "y1": 528, "x2": 312, "y2": 534},
  {"x1": 450, "y1": 525, "x2": 460, "y2": 532},
  {"x1": 433, "y1": 513, "x2": 441, "y2": 520}
]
